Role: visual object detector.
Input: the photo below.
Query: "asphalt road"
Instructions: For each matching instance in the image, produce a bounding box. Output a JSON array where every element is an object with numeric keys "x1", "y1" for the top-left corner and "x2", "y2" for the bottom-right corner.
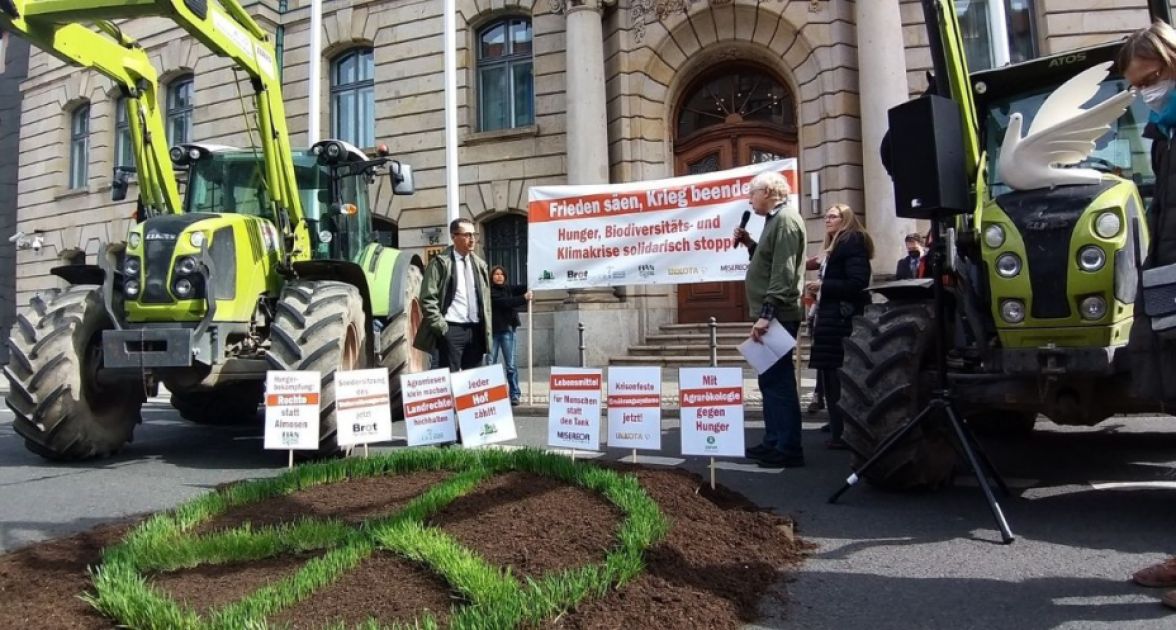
[{"x1": 2, "y1": 394, "x2": 1175, "y2": 629}]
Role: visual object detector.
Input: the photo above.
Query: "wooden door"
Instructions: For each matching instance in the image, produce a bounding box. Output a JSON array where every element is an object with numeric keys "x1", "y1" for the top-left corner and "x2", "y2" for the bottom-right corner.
[{"x1": 674, "y1": 132, "x2": 796, "y2": 323}]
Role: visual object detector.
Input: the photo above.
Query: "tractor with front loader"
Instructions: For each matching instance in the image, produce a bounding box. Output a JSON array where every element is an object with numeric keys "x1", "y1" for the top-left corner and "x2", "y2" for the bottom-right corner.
[
  {"x1": 3, "y1": 0, "x2": 428, "y2": 460},
  {"x1": 838, "y1": 0, "x2": 1173, "y2": 489}
]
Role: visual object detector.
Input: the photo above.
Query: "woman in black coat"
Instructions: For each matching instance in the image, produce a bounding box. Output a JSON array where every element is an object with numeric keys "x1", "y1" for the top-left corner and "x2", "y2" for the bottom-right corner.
[
  {"x1": 489, "y1": 266, "x2": 532, "y2": 405},
  {"x1": 805, "y1": 204, "x2": 874, "y2": 449}
]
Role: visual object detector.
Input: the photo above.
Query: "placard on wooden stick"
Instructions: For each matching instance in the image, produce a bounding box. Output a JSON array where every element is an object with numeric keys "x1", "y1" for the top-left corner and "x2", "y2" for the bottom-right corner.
[
  {"x1": 547, "y1": 367, "x2": 602, "y2": 453},
  {"x1": 679, "y1": 367, "x2": 746, "y2": 489},
  {"x1": 335, "y1": 368, "x2": 393, "y2": 452},
  {"x1": 264, "y1": 371, "x2": 321, "y2": 465},
  {"x1": 606, "y1": 366, "x2": 662, "y2": 460},
  {"x1": 453, "y1": 364, "x2": 517, "y2": 447},
  {"x1": 401, "y1": 368, "x2": 458, "y2": 447}
]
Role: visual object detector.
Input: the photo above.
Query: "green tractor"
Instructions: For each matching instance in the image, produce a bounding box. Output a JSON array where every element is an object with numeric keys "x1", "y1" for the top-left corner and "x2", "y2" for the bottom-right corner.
[
  {"x1": 4, "y1": 0, "x2": 428, "y2": 460},
  {"x1": 838, "y1": 0, "x2": 1170, "y2": 488}
]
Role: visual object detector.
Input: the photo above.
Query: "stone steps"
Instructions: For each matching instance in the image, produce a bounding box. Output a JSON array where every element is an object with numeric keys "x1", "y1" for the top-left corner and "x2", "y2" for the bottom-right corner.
[{"x1": 608, "y1": 320, "x2": 811, "y2": 368}]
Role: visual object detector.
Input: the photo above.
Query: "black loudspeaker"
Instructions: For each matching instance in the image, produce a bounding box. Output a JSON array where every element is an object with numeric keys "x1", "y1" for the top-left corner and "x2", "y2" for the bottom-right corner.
[{"x1": 886, "y1": 95, "x2": 968, "y2": 219}]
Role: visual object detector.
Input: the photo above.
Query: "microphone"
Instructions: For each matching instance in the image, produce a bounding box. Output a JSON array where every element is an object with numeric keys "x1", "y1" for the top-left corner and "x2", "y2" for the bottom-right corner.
[{"x1": 734, "y1": 210, "x2": 751, "y2": 249}]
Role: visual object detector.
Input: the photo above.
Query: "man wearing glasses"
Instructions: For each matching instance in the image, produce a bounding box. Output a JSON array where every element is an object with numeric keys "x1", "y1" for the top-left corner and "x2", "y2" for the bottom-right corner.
[
  {"x1": 733, "y1": 171, "x2": 807, "y2": 468},
  {"x1": 413, "y1": 218, "x2": 493, "y2": 372}
]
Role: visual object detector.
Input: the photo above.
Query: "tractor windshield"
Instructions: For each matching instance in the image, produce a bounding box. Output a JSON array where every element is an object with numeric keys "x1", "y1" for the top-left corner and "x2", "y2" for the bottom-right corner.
[
  {"x1": 984, "y1": 77, "x2": 1155, "y2": 199},
  {"x1": 185, "y1": 150, "x2": 372, "y2": 261}
]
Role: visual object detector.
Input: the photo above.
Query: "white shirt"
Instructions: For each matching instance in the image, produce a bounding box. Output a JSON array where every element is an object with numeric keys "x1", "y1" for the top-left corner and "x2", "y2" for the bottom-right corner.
[{"x1": 444, "y1": 252, "x2": 480, "y2": 324}]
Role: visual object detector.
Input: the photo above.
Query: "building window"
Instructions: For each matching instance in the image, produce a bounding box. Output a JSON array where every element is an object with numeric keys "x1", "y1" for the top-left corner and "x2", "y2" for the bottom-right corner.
[
  {"x1": 166, "y1": 75, "x2": 194, "y2": 146},
  {"x1": 957, "y1": 0, "x2": 1038, "y2": 71},
  {"x1": 69, "y1": 104, "x2": 90, "y2": 189},
  {"x1": 331, "y1": 48, "x2": 374, "y2": 148},
  {"x1": 484, "y1": 214, "x2": 527, "y2": 285},
  {"x1": 477, "y1": 17, "x2": 533, "y2": 132},
  {"x1": 115, "y1": 97, "x2": 133, "y2": 169}
]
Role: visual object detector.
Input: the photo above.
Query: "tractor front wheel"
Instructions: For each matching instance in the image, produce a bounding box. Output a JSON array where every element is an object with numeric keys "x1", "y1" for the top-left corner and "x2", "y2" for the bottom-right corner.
[
  {"x1": 265, "y1": 281, "x2": 366, "y2": 456},
  {"x1": 838, "y1": 301, "x2": 958, "y2": 490},
  {"x1": 4, "y1": 286, "x2": 144, "y2": 460}
]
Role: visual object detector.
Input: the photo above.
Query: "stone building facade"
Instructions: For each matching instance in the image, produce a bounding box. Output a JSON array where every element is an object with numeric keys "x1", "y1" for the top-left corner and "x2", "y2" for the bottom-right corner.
[{"x1": 2, "y1": 0, "x2": 1165, "y2": 366}]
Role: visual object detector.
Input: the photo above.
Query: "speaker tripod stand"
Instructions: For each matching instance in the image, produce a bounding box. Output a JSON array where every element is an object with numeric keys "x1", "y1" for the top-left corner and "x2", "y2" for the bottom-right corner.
[{"x1": 827, "y1": 217, "x2": 1015, "y2": 545}]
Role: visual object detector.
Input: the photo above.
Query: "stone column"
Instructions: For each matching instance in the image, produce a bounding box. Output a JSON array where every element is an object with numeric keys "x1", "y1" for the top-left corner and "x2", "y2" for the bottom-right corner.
[
  {"x1": 564, "y1": 0, "x2": 609, "y2": 185},
  {"x1": 855, "y1": 0, "x2": 916, "y2": 268}
]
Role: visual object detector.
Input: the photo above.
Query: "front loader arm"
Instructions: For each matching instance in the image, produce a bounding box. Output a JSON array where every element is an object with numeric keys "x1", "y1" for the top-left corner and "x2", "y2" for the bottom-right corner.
[
  {"x1": 16, "y1": 0, "x2": 309, "y2": 263},
  {"x1": 0, "y1": 1, "x2": 180, "y2": 216}
]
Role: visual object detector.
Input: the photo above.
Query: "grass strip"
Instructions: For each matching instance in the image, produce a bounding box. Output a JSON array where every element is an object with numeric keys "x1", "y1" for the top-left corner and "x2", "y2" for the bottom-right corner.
[{"x1": 91, "y1": 447, "x2": 666, "y2": 630}]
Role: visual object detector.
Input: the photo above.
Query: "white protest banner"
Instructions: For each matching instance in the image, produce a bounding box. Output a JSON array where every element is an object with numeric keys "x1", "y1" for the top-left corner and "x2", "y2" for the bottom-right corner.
[
  {"x1": 606, "y1": 366, "x2": 661, "y2": 450},
  {"x1": 527, "y1": 159, "x2": 798, "y2": 290},
  {"x1": 264, "y1": 370, "x2": 320, "y2": 450},
  {"x1": 679, "y1": 367, "x2": 745, "y2": 457},
  {"x1": 453, "y1": 364, "x2": 517, "y2": 447},
  {"x1": 335, "y1": 368, "x2": 393, "y2": 448},
  {"x1": 401, "y1": 368, "x2": 458, "y2": 447},
  {"x1": 547, "y1": 367, "x2": 602, "y2": 451}
]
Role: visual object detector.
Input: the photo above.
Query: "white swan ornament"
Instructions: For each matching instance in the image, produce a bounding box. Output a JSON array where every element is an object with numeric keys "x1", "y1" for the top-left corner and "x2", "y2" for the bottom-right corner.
[{"x1": 996, "y1": 61, "x2": 1135, "y2": 191}]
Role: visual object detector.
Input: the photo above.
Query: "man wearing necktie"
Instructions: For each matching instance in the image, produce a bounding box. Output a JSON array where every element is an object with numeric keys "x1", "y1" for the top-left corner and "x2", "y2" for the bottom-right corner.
[{"x1": 413, "y1": 218, "x2": 493, "y2": 371}]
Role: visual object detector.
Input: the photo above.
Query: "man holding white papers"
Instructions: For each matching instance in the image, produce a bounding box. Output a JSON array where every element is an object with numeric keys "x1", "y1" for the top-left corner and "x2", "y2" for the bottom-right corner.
[{"x1": 733, "y1": 171, "x2": 807, "y2": 468}]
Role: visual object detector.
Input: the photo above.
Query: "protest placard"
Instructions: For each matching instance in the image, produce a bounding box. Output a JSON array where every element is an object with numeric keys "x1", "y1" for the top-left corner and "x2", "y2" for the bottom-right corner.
[
  {"x1": 606, "y1": 366, "x2": 661, "y2": 451},
  {"x1": 527, "y1": 160, "x2": 797, "y2": 289},
  {"x1": 263, "y1": 370, "x2": 320, "y2": 451},
  {"x1": 401, "y1": 368, "x2": 458, "y2": 446},
  {"x1": 335, "y1": 368, "x2": 393, "y2": 448},
  {"x1": 547, "y1": 367, "x2": 602, "y2": 451},
  {"x1": 679, "y1": 367, "x2": 745, "y2": 457},
  {"x1": 453, "y1": 364, "x2": 517, "y2": 447}
]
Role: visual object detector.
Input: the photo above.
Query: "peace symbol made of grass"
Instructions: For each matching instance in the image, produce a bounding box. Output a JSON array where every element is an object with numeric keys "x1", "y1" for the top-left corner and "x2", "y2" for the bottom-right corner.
[{"x1": 87, "y1": 448, "x2": 667, "y2": 629}]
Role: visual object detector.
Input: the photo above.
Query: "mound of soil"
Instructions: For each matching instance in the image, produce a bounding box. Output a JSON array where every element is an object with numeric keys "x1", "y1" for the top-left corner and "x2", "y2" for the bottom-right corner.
[{"x1": 0, "y1": 466, "x2": 806, "y2": 629}]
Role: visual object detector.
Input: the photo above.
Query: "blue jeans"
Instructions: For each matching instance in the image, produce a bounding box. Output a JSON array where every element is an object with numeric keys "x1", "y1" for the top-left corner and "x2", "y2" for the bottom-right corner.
[
  {"x1": 758, "y1": 320, "x2": 803, "y2": 457},
  {"x1": 491, "y1": 329, "x2": 520, "y2": 400}
]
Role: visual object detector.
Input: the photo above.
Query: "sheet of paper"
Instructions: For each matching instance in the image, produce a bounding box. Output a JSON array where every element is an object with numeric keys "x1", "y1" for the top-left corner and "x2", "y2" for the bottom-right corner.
[{"x1": 737, "y1": 319, "x2": 797, "y2": 374}]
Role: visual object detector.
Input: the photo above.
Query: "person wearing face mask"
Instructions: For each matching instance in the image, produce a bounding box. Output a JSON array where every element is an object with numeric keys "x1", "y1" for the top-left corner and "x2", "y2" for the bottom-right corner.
[{"x1": 1118, "y1": 20, "x2": 1176, "y2": 613}]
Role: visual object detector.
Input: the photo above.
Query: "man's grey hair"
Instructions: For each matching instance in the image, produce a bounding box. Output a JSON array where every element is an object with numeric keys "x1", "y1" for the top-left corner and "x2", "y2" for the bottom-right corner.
[{"x1": 750, "y1": 171, "x2": 792, "y2": 201}]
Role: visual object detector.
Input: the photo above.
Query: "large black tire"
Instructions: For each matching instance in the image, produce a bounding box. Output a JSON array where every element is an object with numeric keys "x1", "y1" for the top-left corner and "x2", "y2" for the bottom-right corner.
[
  {"x1": 378, "y1": 263, "x2": 429, "y2": 419},
  {"x1": 265, "y1": 281, "x2": 366, "y2": 456},
  {"x1": 170, "y1": 382, "x2": 264, "y2": 425},
  {"x1": 4, "y1": 286, "x2": 144, "y2": 460},
  {"x1": 838, "y1": 302, "x2": 957, "y2": 490}
]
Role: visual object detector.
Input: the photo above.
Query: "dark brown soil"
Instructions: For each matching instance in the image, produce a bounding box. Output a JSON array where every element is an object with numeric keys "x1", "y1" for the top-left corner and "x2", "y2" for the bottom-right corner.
[
  {"x1": 0, "y1": 466, "x2": 806, "y2": 629},
  {"x1": 429, "y1": 471, "x2": 621, "y2": 579}
]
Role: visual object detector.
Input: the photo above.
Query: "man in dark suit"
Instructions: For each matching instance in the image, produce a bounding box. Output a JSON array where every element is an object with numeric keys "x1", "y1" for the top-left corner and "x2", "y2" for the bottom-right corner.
[
  {"x1": 894, "y1": 233, "x2": 925, "y2": 280},
  {"x1": 413, "y1": 218, "x2": 493, "y2": 371}
]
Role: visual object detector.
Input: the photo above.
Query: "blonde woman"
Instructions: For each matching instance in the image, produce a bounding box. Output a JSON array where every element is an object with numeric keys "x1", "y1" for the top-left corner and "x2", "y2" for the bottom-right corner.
[{"x1": 804, "y1": 204, "x2": 873, "y2": 449}]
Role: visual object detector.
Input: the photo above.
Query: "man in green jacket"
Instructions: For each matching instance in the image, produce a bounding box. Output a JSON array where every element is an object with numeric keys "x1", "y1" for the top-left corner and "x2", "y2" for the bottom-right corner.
[
  {"x1": 733, "y1": 171, "x2": 807, "y2": 468},
  {"x1": 413, "y1": 218, "x2": 493, "y2": 371}
]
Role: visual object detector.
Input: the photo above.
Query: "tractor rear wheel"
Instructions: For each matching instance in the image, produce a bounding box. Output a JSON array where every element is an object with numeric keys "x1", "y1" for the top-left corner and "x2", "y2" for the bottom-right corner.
[
  {"x1": 170, "y1": 382, "x2": 263, "y2": 425},
  {"x1": 378, "y1": 262, "x2": 429, "y2": 419},
  {"x1": 266, "y1": 281, "x2": 366, "y2": 456},
  {"x1": 838, "y1": 301, "x2": 958, "y2": 490},
  {"x1": 4, "y1": 286, "x2": 144, "y2": 460}
]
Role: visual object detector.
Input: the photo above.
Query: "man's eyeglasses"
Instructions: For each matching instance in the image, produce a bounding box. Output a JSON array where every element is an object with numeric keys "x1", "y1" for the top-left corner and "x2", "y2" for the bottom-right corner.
[{"x1": 453, "y1": 232, "x2": 478, "y2": 239}]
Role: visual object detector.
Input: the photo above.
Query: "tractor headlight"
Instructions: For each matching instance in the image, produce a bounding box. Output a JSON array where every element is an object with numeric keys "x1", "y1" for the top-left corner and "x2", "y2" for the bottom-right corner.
[
  {"x1": 1094, "y1": 212, "x2": 1121, "y2": 239},
  {"x1": 175, "y1": 256, "x2": 198, "y2": 275},
  {"x1": 189, "y1": 231, "x2": 206, "y2": 248},
  {"x1": 1000, "y1": 299, "x2": 1026, "y2": 324},
  {"x1": 995, "y1": 253, "x2": 1022, "y2": 278},
  {"x1": 984, "y1": 225, "x2": 1006, "y2": 248},
  {"x1": 1080, "y1": 296, "x2": 1108, "y2": 320},
  {"x1": 174, "y1": 278, "x2": 193, "y2": 298},
  {"x1": 128, "y1": 232, "x2": 141, "y2": 248},
  {"x1": 123, "y1": 256, "x2": 140, "y2": 276},
  {"x1": 1077, "y1": 246, "x2": 1106, "y2": 272},
  {"x1": 169, "y1": 146, "x2": 185, "y2": 163},
  {"x1": 326, "y1": 142, "x2": 342, "y2": 159},
  {"x1": 124, "y1": 280, "x2": 140, "y2": 298}
]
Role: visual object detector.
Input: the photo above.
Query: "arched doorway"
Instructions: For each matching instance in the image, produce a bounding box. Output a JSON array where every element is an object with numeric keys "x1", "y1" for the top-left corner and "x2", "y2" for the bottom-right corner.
[{"x1": 674, "y1": 65, "x2": 797, "y2": 323}]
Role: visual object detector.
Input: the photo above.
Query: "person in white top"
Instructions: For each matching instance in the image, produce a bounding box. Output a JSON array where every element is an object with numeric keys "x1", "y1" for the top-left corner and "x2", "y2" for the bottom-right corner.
[{"x1": 413, "y1": 218, "x2": 493, "y2": 371}]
